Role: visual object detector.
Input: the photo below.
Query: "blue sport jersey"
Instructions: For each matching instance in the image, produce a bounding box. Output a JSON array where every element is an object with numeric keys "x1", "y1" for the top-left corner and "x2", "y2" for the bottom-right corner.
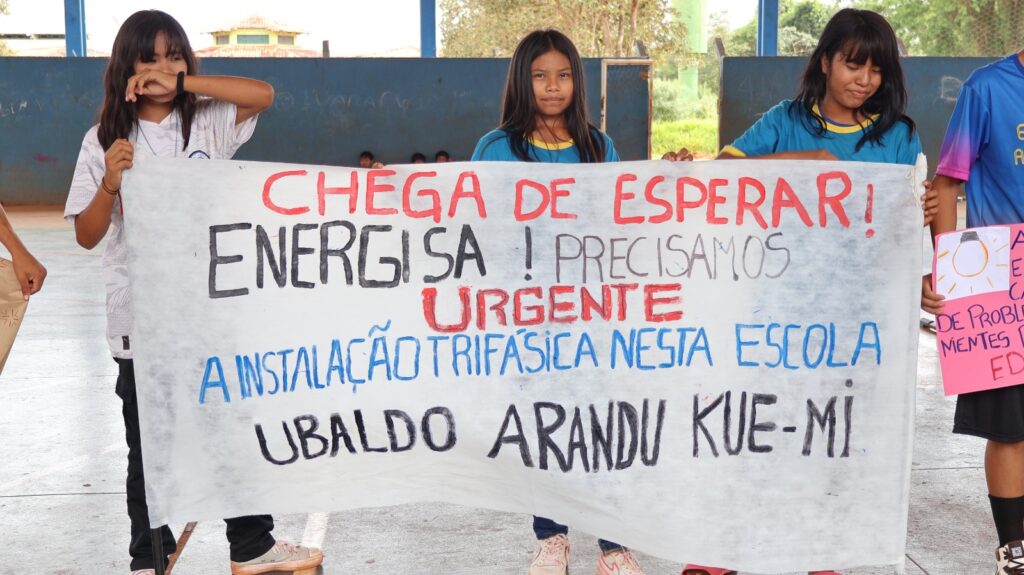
[
  {"x1": 471, "y1": 129, "x2": 619, "y2": 163},
  {"x1": 936, "y1": 53, "x2": 1024, "y2": 227},
  {"x1": 723, "y1": 99, "x2": 921, "y2": 165}
]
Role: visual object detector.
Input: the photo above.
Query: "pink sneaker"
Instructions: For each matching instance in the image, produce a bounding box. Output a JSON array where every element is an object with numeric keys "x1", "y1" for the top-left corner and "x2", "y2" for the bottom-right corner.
[
  {"x1": 597, "y1": 548, "x2": 645, "y2": 574},
  {"x1": 529, "y1": 534, "x2": 570, "y2": 575}
]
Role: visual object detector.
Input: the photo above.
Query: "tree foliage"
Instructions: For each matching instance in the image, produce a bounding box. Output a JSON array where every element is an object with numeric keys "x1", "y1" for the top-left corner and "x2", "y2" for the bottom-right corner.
[
  {"x1": 440, "y1": 0, "x2": 687, "y2": 61},
  {"x1": 780, "y1": 0, "x2": 833, "y2": 38},
  {"x1": 859, "y1": 0, "x2": 1024, "y2": 56},
  {"x1": 724, "y1": 0, "x2": 836, "y2": 57},
  {"x1": 0, "y1": 0, "x2": 11, "y2": 56}
]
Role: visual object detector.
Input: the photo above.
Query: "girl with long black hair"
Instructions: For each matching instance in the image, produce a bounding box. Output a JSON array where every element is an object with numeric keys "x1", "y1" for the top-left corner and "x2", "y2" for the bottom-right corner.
[
  {"x1": 717, "y1": 8, "x2": 920, "y2": 166},
  {"x1": 471, "y1": 29, "x2": 614, "y2": 165},
  {"x1": 64, "y1": 10, "x2": 323, "y2": 575},
  {"x1": 471, "y1": 28, "x2": 649, "y2": 575},
  {"x1": 686, "y1": 8, "x2": 923, "y2": 575}
]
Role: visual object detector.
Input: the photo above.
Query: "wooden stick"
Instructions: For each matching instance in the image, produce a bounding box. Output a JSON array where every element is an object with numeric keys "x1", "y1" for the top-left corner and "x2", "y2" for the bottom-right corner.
[{"x1": 165, "y1": 521, "x2": 198, "y2": 574}]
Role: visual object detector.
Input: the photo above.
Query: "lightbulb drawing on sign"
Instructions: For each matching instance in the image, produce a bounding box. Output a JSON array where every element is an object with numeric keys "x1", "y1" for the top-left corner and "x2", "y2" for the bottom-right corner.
[{"x1": 935, "y1": 227, "x2": 1011, "y2": 300}]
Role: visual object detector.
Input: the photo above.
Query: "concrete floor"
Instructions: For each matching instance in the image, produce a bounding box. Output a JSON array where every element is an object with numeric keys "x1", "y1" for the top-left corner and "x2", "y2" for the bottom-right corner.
[{"x1": 0, "y1": 205, "x2": 991, "y2": 575}]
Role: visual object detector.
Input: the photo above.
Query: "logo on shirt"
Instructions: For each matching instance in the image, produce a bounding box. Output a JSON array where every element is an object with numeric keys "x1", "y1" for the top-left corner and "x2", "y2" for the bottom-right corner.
[
  {"x1": 189, "y1": 150, "x2": 211, "y2": 160},
  {"x1": 1016, "y1": 123, "x2": 1024, "y2": 166}
]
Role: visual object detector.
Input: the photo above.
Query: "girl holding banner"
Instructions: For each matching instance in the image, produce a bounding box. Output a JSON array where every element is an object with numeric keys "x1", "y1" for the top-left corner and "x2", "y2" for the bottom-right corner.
[
  {"x1": 685, "y1": 8, "x2": 922, "y2": 575},
  {"x1": 922, "y1": 48, "x2": 1024, "y2": 574},
  {"x1": 63, "y1": 10, "x2": 322, "y2": 575},
  {"x1": 716, "y1": 9, "x2": 920, "y2": 167},
  {"x1": 471, "y1": 29, "x2": 646, "y2": 575}
]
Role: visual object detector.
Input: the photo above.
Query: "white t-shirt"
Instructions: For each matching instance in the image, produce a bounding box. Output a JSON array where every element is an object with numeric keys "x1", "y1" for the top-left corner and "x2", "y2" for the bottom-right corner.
[{"x1": 64, "y1": 99, "x2": 257, "y2": 358}]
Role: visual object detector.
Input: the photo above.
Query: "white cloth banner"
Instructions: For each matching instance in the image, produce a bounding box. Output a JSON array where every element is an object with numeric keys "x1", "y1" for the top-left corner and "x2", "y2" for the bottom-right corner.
[{"x1": 123, "y1": 155, "x2": 922, "y2": 572}]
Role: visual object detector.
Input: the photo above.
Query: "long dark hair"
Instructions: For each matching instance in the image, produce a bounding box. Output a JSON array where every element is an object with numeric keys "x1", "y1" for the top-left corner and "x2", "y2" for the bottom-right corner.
[
  {"x1": 97, "y1": 10, "x2": 198, "y2": 151},
  {"x1": 495, "y1": 29, "x2": 606, "y2": 163},
  {"x1": 791, "y1": 8, "x2": 915, "y2": 150}
]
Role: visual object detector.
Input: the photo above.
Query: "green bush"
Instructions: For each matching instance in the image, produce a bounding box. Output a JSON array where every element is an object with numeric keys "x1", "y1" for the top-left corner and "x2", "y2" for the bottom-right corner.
[
  {"x1": 651, "y1": 119, "x2": 718, "y2": 159},
  {"x1": 654, "y1": 77, "x2": 718, "y2": 121}
]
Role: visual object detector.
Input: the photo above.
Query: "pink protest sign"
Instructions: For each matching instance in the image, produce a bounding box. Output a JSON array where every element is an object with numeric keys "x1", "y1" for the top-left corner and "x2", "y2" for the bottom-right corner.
[{"x1": 934, "y1": 225, "x2": 1024, "y2": 395}]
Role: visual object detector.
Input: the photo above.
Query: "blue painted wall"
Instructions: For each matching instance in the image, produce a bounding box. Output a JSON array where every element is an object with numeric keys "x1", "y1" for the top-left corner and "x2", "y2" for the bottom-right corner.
[
  {"x1": 0, "y1": 57, "x2": 650, "y2": 204},
  {"x1": 719, "y1": 56, "x2": 997, "y2": 166}
]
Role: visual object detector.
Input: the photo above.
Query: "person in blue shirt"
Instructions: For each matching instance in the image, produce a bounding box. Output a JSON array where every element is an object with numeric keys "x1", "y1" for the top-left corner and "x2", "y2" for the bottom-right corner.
[
  {"x1": 470, "y1": 29, "x2": 644, "y2": 575},
  {"x1": 686, "y1": 8, "x2": 922, "y2": 575},
  {"x1": 922, "y1": 49, "x2": 1024, "y2": 573},
  {"x1": 470, "y1": 31, "x2": 618, "y2": 165},
  {"x1": 719, "y1": 9, "x2": 920, "y2": 167}
]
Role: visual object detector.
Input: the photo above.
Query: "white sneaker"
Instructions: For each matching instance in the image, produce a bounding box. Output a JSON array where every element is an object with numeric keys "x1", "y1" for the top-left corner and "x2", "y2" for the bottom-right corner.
[
  {"x1": 529, "y1": 534, "x2": 570, "y2": 575},
  {"x1": 131, "y1": 570, "x2": 156, "y2": 575},
  {"x1": 997, "y1": 540, "x2": 1024, "y2": 574},
  {"x1": 230, "y1": 540, "x2": 324, "y2": 575},
  {"x1": 596, "y1": 548, "x2": 645, "y2": 575}
]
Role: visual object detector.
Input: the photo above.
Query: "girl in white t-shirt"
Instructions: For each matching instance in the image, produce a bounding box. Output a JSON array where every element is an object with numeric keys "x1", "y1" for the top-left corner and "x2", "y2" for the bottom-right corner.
[{"x1": 64, "y1": 10, "x2": 323, "y2": 575}]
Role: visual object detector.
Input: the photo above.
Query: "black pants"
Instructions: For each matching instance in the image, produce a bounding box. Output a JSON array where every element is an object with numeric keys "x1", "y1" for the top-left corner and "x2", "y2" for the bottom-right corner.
[{"x1": 116, "y1": 358, "x2": 276, "y2": 570}]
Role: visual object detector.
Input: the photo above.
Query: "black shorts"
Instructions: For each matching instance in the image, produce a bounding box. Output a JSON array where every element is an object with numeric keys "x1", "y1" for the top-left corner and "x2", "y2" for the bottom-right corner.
[{"x1": 954, "y1": 384, "x2": 1024, "y2": 442}]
